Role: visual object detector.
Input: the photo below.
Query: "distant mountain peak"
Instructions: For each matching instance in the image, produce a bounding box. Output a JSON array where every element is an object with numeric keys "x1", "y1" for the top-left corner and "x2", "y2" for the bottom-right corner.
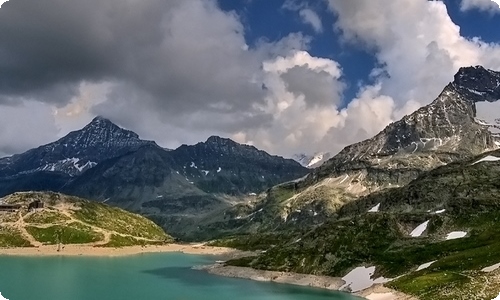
[{"x1": 0, "y1": 116, "x2": 154, "y2": 177}]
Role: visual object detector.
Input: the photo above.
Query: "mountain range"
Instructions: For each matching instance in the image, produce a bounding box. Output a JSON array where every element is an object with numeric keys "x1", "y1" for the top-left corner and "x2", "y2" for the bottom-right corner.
[
  {"x1": 1, "y1": 65, "x2": 500, "y2": 298},
  {"x1": 0, "y1": 118, "x2": 308, "y2": 237}
]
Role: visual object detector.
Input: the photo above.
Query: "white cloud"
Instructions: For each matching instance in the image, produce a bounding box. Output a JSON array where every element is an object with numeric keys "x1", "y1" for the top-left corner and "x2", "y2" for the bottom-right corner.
[
  {"x1": 3, "y1": 0, "x2": 500, "y2": 160},
  {"x1": 461, "y1": 0, "x2": 500, "y2": 13},
  {"x1": 299, "y1": 9, "x2": 323, "y2": 33},
  {"x1": 310, "y1": 0, "x2": 500, "y2": 156},
  {"x1": 283, "y1": 1, "x2": 323, "y2": 33}
]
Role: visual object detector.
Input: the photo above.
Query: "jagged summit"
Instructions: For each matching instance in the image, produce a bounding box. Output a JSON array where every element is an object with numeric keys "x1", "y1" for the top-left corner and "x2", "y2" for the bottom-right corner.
[
  {"x1": 452, "y1": 66, "x2": 500, "y2": 103},
  {"x1": 0, "y1": 117, "x2": 154, "y2": 177}
]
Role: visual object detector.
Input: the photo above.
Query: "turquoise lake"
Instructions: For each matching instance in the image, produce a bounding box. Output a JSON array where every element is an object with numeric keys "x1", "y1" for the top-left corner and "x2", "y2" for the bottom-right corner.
[{"x1": 0, "y1": 253, "x2": 362, "y2": 300}]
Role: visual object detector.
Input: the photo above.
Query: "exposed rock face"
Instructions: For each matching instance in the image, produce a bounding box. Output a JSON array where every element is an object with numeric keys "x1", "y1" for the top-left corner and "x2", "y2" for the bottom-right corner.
[
  {"x1": 0, "y1": 116, "x2": 155, "y2": 177},
  {"x1": 206, "y1": 66, "x2": 500, "y2": 239},
  {"x1": 310, "y1": 66, "x2": 500, "y2": 188}
]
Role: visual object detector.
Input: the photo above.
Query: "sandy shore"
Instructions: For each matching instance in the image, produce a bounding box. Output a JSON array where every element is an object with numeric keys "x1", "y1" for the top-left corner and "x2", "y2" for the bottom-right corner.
[
  {"x1": 203, "y1": 264, "x2": 418, "y2": 300},
  {"x1": 0, "y1": 243, "x2": 252, "y2": 258}
]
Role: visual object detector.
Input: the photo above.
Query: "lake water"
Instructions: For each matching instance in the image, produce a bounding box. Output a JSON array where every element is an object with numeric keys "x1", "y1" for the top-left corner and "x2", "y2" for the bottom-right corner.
[{"x1": 0, "y1": 253, "x2": 362, "y2": 300}]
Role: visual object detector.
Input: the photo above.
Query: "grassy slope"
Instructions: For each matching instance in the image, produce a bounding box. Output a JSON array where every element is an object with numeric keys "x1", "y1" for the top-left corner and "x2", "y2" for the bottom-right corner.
[
  {"x1": 0, "y1": 192, "x2": 173, "y2": 247},
  {"x1": 225, "y1": 151, "x2": 500, "y2": 299},
  {"x1": 73, "y1": 201, "x2": 168, "y2": 240}
]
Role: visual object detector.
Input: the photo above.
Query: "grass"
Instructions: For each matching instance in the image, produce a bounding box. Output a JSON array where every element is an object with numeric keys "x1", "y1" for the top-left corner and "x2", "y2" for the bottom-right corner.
[
  {"x1": 97, "y1": 234, "x2": 167, "y2": 248},
  {"x1": 0, "y1": 226, "x2": 32, "y2": 247},
  {"x1": 26, "y1": 223, "x2": 104, "y2": 245},
  {"x1": 72, "y1": 201, "x2": 169, "y2": 240},
  {"x1": 24, "y1": 210, "x2": 71, "y2": 224}
]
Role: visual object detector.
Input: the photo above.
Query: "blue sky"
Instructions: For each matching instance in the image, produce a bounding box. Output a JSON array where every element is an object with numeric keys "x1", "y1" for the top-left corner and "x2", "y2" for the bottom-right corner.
[
  {"x1": 218, "y1": 0, "x2": 500, "y2": 107},
  {"x1": 1, "y1": 0, "x2": 500, "y2": 157}
]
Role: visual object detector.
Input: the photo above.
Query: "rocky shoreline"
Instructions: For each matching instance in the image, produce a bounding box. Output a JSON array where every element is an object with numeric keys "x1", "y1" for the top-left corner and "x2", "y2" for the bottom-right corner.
[{"x1": 200, "y1": 264, "x2": 418, "y2": 300}]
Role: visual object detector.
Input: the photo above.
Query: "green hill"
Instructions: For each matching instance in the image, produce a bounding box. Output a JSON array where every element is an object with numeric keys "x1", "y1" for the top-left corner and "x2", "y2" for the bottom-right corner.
[{"x1": 0, "y1": 192, "x2": 172, "y2": 248}]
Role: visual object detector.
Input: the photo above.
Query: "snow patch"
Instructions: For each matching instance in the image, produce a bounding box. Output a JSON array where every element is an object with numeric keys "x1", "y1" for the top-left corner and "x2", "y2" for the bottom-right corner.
[
  {"x1": 190, "y1": 162, "x2": 198, "y2": 168},
  {"x1": 416, "y1": 261, "x2": 436, "y2": 271},
  {"x1": 482, "y1": 262, "x2": 500, "y2": 272},
  {"x1": 368, "y1": 203, "x2": 380, "y2": 213},
  {"x1": 340, "y1": 266, "x2": 390, "y2": 292},
  {"x1": 217, "y1": 167, "x2": 222, "y2": 173},
  {"x1": 432, "y1": 209, "x2": 446, "y2": 214},
  {"x1": 493, "y1": 292, "x2": 500, "y2": 300},
  {"x1": 201, "y1": 170, "x2": 209, "y2": 175},
  {"x1": 472, "y1": 155, "x2": 500, "y2": 165},
  {"x1": 410, "y1": 220, "x2": 430, "y2": 237},
  {"x1": 446, "y1": 231, "x2": 467, "y2": 240},
  {"x1": 0, "y1": 292, "x2": 8, "y2": 300},
  {"x1": 248, "y1": 193, "x2": 257, "y2": 196}
]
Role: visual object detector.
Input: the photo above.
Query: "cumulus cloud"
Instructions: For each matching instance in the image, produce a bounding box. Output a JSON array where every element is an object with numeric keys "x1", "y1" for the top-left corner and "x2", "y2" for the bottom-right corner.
[
  {"x1": 461, "y1": 0, "x2": 500, "y2": 13},
  {"x1": 283, "y1": 1, "x2": 323, "y2": 33},
  {"x1": 313, "y1": 0, "x2": 500, "y2": 155},
  {"x1": 2, "y1": 0, "x2": 500, "y2": 159}
]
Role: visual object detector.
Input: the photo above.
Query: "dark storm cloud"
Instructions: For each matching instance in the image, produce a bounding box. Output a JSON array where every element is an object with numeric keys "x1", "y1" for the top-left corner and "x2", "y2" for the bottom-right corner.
[
  {"x1": 280, "y1": 65, "x2": 345, "y2": 108},
  {"x1": 0, "y1": 0, "x2": 266, "y2": 111}
]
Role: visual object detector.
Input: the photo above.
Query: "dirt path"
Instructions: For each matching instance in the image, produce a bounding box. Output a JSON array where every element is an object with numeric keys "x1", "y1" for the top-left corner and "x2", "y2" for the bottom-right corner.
[{"x1": 6, "y1": 208, "x2": 165, "y2": 247}]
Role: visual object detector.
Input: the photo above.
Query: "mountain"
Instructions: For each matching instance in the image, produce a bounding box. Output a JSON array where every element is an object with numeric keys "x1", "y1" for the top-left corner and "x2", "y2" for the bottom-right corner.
[
  {"x1": 0, "y1": 116, "x2": 155, "y2": 177},
  {"x1": 0, "y1": 118, "x2": 308, "y2": 239},
  {"x1": 61, "y1": 136, "x2": 308, "y2": 238},
  {"x1": 226, "y1": 150, "x2": 500, "y2": 300},
  {"x1": 200, "y1": 66, "x2": 500, "y2": 240},
  {"x1": 0, "y1": 191, "x2": 172, "y2": 248},
  {"x1": 292, "y1": 152, "x2": 332, "y2": 168}
]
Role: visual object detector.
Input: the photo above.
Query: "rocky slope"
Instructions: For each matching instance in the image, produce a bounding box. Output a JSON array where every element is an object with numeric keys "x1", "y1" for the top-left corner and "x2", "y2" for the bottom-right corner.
[
  {"x1": 0, "y1": 116, "x2": 155, "y2": 177},
  {"x1": 224, "y1": 150, "x2": 500, "y2": 300},
  {"x1": 0, "y1": 191, "x2": 172, "y2": 247},
  {"x1": 210, "y1": 66, "x2": 500, "y2": 237},
  {"x1": 62, "y1": 137, "x2": 308, "y2": 238}
]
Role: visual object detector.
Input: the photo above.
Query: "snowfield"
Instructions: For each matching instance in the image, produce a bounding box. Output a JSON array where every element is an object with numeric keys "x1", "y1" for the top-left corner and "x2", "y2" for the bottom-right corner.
[
  {"x1": 368, "y1": 203, "x2": 380, "y2": 213},
  {"x1": 416, "y1": 261, "x2": 436, "y2": 271},
  {"x1": 472, "y1": 155, "x2": 500, "y2": 165},
  {"x1": 0, "y1": 292, "x2": 8, "y2": 300},
  {"x1": 410, "y1": 220, "x2": 430, "y2": 237},
  {"x1": 445, "y1": 231, "x2": 467, "y2": 240},
  {"x1": 340, "y1": 266, "x2": 390, "y2": 292}
]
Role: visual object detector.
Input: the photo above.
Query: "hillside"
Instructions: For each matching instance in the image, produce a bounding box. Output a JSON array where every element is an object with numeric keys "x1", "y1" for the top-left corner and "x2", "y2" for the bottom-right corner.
[
  {"x1": 0, "y1": 192, "x2": 172, "y2": 248},
  {"x1": 222, "y1": 150, "x2": 500, "y2": 299},
  {"x1": 202, "y1": 66, "x2": 500, "y2": 240}
]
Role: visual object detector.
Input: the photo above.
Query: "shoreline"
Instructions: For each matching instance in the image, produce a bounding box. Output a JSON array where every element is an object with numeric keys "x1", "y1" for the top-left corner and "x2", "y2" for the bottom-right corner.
[
  {"x1": 0, "y1": 243, "x2": 252, "y2": 258},
  {"x1": 202, "y1": 264, "x2": 418, "y2": 300}
]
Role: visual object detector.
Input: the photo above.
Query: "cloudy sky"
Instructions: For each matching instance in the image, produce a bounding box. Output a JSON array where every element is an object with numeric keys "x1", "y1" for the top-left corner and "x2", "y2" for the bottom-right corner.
[{"x1": 1, "y1": 0, "x2": 500, "y2": 158}]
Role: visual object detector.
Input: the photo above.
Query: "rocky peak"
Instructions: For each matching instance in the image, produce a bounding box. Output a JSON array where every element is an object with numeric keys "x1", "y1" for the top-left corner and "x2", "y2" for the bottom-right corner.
[
  {"x1": 452, "y1": 66, "x2": 500, "y2": 102},
  {"x1": 0, "y1": 117, "x2": 154, "y2": 177},
  {"x1": 312, "y1": 66, "x2": 500, "y2": 188}
]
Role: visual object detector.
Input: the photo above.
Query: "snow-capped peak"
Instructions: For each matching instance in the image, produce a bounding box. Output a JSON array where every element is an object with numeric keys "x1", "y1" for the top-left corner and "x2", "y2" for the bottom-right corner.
[{"x1": 292, "y1": 152, "x2": 332, "y2": 168}]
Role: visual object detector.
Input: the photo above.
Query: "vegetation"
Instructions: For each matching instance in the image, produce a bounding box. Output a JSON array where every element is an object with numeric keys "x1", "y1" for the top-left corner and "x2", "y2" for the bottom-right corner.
[
  {"x1": 72, "y1": 201, "x2": 169, "y2": 240},
  {"x1": 224, "y1": 151, "x2": 500, "y2": 299},
  {"x1": 24, "y1": 210, "x2": 71, "y2": 224},
  {"x1": 0, "y1": 226, "x2": 32, "y2": 247},
  {"x1": 26, "y1": 223, "x2": 104, "y2": 245}
]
